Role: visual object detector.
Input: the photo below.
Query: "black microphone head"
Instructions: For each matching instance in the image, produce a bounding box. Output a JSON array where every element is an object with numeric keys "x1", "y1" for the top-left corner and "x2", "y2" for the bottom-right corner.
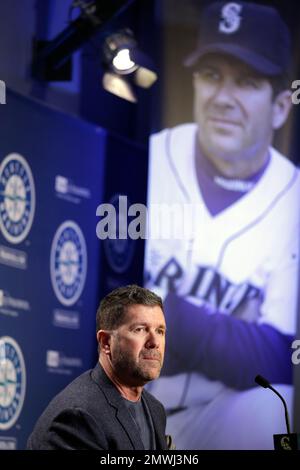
[{"x1": 255, "y1": 374, "x2": 270, "y2": 388}]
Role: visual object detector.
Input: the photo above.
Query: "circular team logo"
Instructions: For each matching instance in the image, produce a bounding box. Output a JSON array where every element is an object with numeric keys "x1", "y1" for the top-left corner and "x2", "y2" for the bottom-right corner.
[
  {"x1": 0, "y1": 153, "x2": 35, "y2": 244},
  {"x1": 0, "y1": 337, "x2": 26, "y2": 431},
  {"x1": 104, "y1": 194, "x2": 135, "y2": 273},
  {"x1": 50, "y1": 221, "x2": 87, "y2": 306}
]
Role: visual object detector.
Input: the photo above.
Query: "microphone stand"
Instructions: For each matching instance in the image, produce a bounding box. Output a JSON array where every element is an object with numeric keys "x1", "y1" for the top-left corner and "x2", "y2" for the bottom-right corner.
[{"x1": 255, "y1": 374, "x2": 299, "y2": 450}]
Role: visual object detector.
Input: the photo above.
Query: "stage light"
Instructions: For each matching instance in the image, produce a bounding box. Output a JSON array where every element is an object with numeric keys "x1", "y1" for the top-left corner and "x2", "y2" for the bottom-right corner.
[
  {"x1": 102, "y1": 29, "x2": 157, "y2": 102},
  {"x1": 31, "y1": 1, "x2": 157, "y2": 103},
  {"x1": 31, "y1": 1, "x2": 136, "y2": 81},
  {"x1": 112, "y1": 49, "x2": 137, "y2": 73}
]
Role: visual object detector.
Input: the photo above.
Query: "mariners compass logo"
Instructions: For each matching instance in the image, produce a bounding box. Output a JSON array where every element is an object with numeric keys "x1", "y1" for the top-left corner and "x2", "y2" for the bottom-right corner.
[
  {"x1": 0, "y1": 154, "x2": 35, "y2": 244},
  {"x1": 50, "y1": 221, "x2": 87, "y2": 306},
  {"x1": 0, "y1": 337, "x2": 26, "y2": 430}
]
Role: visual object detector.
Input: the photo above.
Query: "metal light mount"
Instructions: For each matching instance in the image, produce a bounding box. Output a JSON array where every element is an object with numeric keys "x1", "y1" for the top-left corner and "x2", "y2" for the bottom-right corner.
[{"x1": 31, "y1": 0, "x2": 135, "y2": 81}]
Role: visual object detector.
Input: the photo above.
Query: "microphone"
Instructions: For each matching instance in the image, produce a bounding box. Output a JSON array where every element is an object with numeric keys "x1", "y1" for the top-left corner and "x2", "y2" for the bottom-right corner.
[
  {"x1": 254, "y1": 374, "x2": 300, "y2": 450},
  {"x1": 255, "y1": 374, "x2": 291, "y2": 434}
]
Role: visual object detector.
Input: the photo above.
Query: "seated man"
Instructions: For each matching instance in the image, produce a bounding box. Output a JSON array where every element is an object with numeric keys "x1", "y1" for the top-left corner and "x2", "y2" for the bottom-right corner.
[{"x1": 27, "y1": 285, "x2": 168, "y2": 450}]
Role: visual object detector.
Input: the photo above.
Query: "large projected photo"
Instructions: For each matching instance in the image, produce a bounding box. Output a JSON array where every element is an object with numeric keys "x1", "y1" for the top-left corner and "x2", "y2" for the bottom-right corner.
[{"x1": 145, "y1": 0, "x2": 300, "y2": 450}]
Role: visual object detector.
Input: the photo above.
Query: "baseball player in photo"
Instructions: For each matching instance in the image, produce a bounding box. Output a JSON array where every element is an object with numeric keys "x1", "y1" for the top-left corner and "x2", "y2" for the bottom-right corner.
[{"x1": 144, "y1": 1, "x2": 300, "y2": 449}]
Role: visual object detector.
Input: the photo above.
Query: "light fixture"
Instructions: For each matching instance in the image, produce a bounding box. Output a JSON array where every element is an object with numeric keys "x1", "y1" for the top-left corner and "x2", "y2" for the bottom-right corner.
[
  {"x1": 30, "y1": 1, "x2": 157, "y2": 103},
  {"x1": 102, "y1": 29, "x2": 157, "y2": 102},
  {"x1": 31, "y1": 0, "x2": 135, "y2": 81}
]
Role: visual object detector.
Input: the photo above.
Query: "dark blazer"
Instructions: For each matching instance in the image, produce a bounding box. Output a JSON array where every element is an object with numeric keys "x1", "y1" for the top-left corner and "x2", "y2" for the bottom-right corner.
[{"x1": 27, "y1": 363, "x2": 167, "y2": 450}]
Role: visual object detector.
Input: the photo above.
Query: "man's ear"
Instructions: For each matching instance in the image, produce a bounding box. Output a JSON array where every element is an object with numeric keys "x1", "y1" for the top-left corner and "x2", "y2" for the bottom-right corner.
[
  {"x1": 272, "y1": 90, "x2": 292, "y2": 130},
  {"x1": 97, "y1": 330, "x2": 112, "y2": 356}
]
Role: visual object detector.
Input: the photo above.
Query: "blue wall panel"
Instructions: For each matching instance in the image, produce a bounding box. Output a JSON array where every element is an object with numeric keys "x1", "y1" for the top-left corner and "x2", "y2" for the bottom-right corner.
[{"x1": 0, "y1": 91, "x2": 106, "y2": 449}]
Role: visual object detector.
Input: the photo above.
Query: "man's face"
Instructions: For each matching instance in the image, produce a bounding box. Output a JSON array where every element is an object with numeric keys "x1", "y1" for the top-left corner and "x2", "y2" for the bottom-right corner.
[
  {"x1": 193, "y1": 54, "x2": 286, "y2": 165},
  {"x1": 109, "y1": 304, "x2": 166, "y2": 386}
]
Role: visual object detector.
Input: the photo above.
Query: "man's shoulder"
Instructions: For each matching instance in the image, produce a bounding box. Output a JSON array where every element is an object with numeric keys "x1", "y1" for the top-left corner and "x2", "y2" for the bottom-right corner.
[
  {"x1": 27, "y1": 365, "x2": 113, "y2": 449},
  {"x1": 270, "y1": 146, "x2": 298, "y2": 170},
  {"x1": 149, "y1": 123, "x2": 197, "y2": 172},
  {"x1": 37, "y1": 365, "x2": 106, "y2": 417},
  {"x1": 150, "y1": 122, "x2": 197, "y2": 144},
  {"x1": 269, "y1": 147, "x2": 300, "y2": 188}
]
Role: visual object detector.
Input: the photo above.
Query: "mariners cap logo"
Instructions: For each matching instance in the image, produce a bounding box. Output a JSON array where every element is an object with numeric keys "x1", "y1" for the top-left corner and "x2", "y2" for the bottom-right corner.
[{"x1": 219, "y1": 2, "x2": 243, "y2": 34}]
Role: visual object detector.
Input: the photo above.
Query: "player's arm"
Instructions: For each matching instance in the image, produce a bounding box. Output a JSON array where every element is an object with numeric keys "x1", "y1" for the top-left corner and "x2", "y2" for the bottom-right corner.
[
  {"x1": 161, "y1": 190, "x2": 299, "y2": 390},
  {"x1": 162, "y1": 292, "x2": 293, "y2": 390}
]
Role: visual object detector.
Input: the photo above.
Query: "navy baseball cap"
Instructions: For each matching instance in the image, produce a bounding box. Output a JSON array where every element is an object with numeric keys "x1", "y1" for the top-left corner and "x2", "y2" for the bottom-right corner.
[{"x1": 184, "y1": 1, "x2": 292, "y2": 76}]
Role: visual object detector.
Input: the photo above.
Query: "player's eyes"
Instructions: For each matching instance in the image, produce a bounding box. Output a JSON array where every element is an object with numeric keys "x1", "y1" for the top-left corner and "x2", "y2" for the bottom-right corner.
[
  {"x1": 157, "y1": 329, "x2": 166, "y2": 336},
  {"x1": 238, "y1": 76, "x2": 260, "y2": 89},
  {"x1": 132, "y1": 326, "x2": 165, "y2": 336},
  {"x1": 195, "y1": 68, "x2": 220, "y2": 82},
  {"x1": 134, "y1": 327, "x2": 146, "y2": 333}
]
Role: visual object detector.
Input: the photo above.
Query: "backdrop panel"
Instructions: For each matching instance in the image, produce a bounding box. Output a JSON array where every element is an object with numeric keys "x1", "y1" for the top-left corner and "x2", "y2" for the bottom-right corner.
[{"x1": 0, "y1": 90, "x2": 106, "y2": 449}]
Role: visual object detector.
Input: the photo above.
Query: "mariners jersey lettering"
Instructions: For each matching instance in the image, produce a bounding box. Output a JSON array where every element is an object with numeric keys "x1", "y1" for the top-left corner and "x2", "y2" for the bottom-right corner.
[
  {"x1": 145, "y1": 123, "x2": 300, "y2": 335},
  {"x1": 153, "y1": 258, "x2": 261, "y2": 316}
]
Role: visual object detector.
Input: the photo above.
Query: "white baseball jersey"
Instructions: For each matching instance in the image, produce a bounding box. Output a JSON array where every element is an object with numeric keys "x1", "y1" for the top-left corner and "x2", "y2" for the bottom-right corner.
[
  {"x1": 145, "y1": 123, "x2": 300, "y2": 336},
  {"x1": 144, "y1": 123, "x2": 300, "y2": 418}
]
